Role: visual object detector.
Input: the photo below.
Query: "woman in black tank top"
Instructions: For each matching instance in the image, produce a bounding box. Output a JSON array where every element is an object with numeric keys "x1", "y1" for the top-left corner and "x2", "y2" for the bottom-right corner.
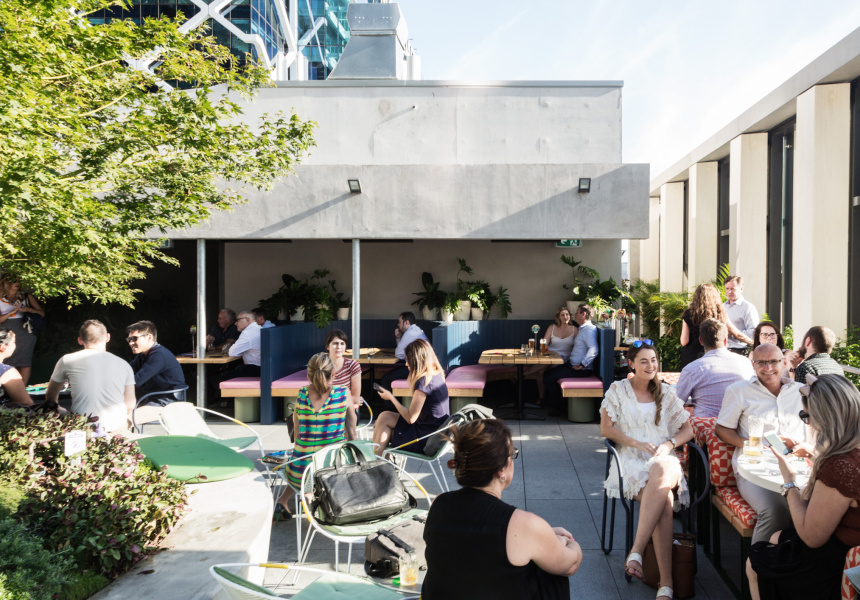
[{"x1": 423, "y1": 420, "x2": 582, "y2": 600}]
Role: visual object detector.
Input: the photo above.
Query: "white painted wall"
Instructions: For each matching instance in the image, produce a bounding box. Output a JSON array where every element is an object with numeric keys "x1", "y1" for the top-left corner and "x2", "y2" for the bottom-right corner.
[
  {"x1": 638, "y1": 196, "x2": 661, "y2": 283},
  {"x1": 792, "y1": 83, "x2": 851, "y2": 340},
  {"x1": 688, "y1": 162, "x2": 718, "y2": 286},
  {"x1": 223, "y1": 239, "x2": 623, "y2": 319},
  {"x1": 660, "y1": 183, "x2": 685, "y2": 292}
]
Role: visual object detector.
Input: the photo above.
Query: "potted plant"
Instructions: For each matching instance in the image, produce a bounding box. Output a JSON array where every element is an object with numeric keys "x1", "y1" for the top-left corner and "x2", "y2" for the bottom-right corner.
[
  {"x1": 258, "y1": 274, "x2": 310, "y2": 322},
  {"x1": 440, "y1": 292, "x2": 460, "y2": 323},
  {"x1": 467, "y1": 280, "x2": 494, "y2": 320},
  {"x1": 495, "y1": 286, "x2": 512, "y2": 319},
  {"x1": 453, "y1": 257, "x2": 473, "y2": 321},
  {"x1": 411, "y1": 272, "x2": 446, "y2": 320},
  {"x1": 561, "y1": 255, "x2": 600, "y2": 313},
  {"x1": 327, "y1": 278, "x2": 351, "y2": 320}
]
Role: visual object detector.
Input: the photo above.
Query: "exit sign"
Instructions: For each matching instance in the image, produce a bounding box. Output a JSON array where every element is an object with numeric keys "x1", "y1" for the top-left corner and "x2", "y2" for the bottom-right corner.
[{"x1": 556, "y1": 240, "x2": 582, "y2": 248}]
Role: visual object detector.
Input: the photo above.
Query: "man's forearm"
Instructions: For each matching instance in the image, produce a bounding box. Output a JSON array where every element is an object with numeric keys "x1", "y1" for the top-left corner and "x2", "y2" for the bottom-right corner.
[
  {"x1": 715, "y1": 424, "x2": 746, "y2": 448},
  {"x1": 45, "y1": 380, "x2": 62, "y2": 404}
]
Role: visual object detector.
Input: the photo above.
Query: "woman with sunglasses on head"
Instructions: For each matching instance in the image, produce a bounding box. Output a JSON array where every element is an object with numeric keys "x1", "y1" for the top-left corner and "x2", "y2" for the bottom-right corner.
[
  {"x1": 600, "y1": 341, "x2": 694, "y2": 600},
  {"x1": 422, "y1": 419, "x2": 581, "y2": 600},
  {"x1": 680, "y1": 283, "x2": 752, "y2": 370},
  {"x1": 747, "y1": 374, "x2": 860, "y2": 600}
]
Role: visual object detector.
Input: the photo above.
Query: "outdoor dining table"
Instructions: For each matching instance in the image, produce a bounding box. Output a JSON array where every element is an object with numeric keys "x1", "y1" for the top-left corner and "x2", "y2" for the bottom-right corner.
[
  {"x1": 478, "y1": 349, "x2": 564, "y2": 421},
  {"x1": 176, "y1": 352, "x2": 241, "y2": 365},
  {"x1": 736, "y1": 450, "x2": 810, "y2": 494},
  {"x1": 344, "y1": 347, "x2": 399, "y2": 385}
]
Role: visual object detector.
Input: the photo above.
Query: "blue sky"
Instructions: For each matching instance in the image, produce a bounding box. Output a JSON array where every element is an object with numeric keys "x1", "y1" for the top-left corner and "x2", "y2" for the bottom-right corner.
[{"x1": 394, "y1": 0, "x2": 860, "y2": 175}]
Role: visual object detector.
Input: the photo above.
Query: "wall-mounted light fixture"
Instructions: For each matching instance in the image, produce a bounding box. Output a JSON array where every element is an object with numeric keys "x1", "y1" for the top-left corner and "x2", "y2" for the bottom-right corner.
[
  {"x1": 348, "y1": 179, "x2": 362, "y2": 194},
  {"x1": 578, "y1": 178, "x2": 591, "y2": 193}
]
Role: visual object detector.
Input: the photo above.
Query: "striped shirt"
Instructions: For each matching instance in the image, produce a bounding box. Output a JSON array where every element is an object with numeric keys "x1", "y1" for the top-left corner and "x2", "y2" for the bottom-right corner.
[
  {"x1": 675, "y1": 348, "x2": 755, "y2": 418},
  {"x1": 794, "y1": 353, "x2": 844, "y2": 385},
  {"x1": 332, "y1": 358, "x2": 362, "y2": 391},
  {"x1": 285, "y1": 385, "x2": 348, "y2": 488}
]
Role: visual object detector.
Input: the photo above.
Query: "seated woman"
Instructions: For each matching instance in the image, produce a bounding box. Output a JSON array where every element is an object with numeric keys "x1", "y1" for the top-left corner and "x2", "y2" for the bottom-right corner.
[
  {"x1": 422, "y1": 419, "x2": 581, "y2": 599},
  {"x1": 275, "y1": 352, "x2": 356, "y2": 519},
  {"x1": 525, "y1": 306, "x2": 577, "y2": 404},
  {"x1": 325, "y1": 329, "x2": 363, "y2": 412},
  {"x1": 747, "y1": 374, "x2": 860, "y2": 600},
  {"x1": 373, "y1": 339, "x2": 449, "y2": 455},
  {"x1": 0, "y1": 330, "x2": 33, "y2": 408},
  {"x1": 600, "y1": 342, "x2": 694, "y2": 600}
]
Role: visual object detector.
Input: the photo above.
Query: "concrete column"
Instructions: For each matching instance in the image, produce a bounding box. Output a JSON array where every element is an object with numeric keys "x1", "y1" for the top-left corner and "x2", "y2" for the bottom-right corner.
[
  {"x1": 729, "y1": 132, "x2": 769, "y2": 313},
  {"x1": 688, "y1": 162, "x2": 719, "y2": 286},
  {"x1": 639, "y1": 196, "x2": 661, "y2": 282},
  {"x1": 659, "y1": 183, "x2": 685, "y2": 292},
  {"x1": 792, "y1": 83, "x2": 851, "y2": 340}
]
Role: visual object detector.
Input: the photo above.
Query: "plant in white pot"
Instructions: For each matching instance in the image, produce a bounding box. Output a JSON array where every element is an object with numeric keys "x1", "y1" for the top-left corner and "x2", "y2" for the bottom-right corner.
[
  {"x1": 411, "y1": 272, "x2": 445, "y2": 320},
  {"x1": 453, "y1": 257, "x2": 473, "y2": 321},
  {"x1": 561, "y1": 255, "x2": 599, "y2": 312},
  {"x1": 326, "y1": 278, "x2": 351, "y2": 321},
  {"x1": 440, "y1": 292, "x2": 459, "y2": 323}
]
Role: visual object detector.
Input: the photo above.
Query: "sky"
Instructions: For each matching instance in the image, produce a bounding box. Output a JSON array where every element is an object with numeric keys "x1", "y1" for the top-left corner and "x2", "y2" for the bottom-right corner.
[{"x1": 393, "y1": 0, "x2": 860, "y2": 176}]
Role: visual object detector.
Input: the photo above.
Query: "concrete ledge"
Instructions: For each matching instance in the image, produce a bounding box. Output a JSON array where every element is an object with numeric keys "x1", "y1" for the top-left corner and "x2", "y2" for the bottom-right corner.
[{"x1": 92, "y1": 470, "x2": 273, "y2": 600}]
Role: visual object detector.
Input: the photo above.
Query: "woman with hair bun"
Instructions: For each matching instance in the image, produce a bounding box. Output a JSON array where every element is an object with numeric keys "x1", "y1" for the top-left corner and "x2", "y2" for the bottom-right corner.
[
  {"x1": 422, "y1": 419, "x2": 581, "y2": 599},
  {"x1": 373, "y1": 339, "x2": 449, "y2": 455},
  {"x1": 600, "y1": 342, "x2": 693, "y2": 600},
  {"x1": 275, "y1": 352, "x2": 356, "y2": 519}
]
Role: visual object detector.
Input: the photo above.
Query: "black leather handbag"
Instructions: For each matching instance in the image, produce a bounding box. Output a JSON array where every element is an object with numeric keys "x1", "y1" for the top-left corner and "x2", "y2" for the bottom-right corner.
[{"x1": 313, "y1": 443, "x2": 415, "y2": 525}]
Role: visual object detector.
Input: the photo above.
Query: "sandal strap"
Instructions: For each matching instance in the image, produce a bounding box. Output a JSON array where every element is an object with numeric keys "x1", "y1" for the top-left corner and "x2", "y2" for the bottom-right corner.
[
  {"x1": 656, "y1": 585, "x2": 673, "y2": 599},
  {"x1": 626, "y1": 552, "x2": 643, "y2": 566}
]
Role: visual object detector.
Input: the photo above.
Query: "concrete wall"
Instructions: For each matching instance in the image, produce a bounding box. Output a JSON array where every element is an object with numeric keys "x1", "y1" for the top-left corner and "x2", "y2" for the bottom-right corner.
[
  {"x1": 659, "y1": 183, "x2": 685, "y2": 292},
  {"x1": 223, "y1": 238, "x2": 623, "y2": 319},
  {"x1": 792, "y1": 83, "x2": 851, "y2": 339},
  {"x1": 687, "y1": 162, "x2": 718, "y2": 286}
]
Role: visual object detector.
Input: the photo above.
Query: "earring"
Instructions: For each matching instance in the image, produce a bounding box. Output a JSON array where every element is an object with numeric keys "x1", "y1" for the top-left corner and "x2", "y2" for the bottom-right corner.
[{"x1": 500, "y1": 475, "x2": 506, "y2": 483}]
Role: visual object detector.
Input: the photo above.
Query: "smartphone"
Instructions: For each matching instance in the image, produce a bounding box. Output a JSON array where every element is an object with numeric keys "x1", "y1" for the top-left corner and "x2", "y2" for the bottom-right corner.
[
  {"x1": 372, "y1": 382, "x2": 390, "y2": 394},
  {"x1": 765, "y1": 433, "x2": 792, "y2": 455}
]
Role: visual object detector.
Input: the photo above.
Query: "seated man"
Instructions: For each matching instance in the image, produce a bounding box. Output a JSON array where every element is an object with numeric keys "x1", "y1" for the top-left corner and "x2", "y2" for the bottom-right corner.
[
  {"x1": 715, "y1": 343, "x2": 806, "y2": 544},
  {"x1": 253, "y1": 308, "x2": 276, "y2": 329},
  {"x1": 793, "y1": 325, "x2": 844, "y2": 384},
  {"x1": 126, "y1": 320, "x2": 186, "y2": 428},
  {"x1": 676, "y1": 318, "x2": 755, "y2": 418},
  {"x1": 219, "y1": 311, "x2": 262, "y2": 384},
  {"x1": 543, "y1": 304, "x2": 598, "y2": 417},
  {"x1": 378, "y1": 311, "x2": 428, "y2": 398},
  {"x1": 205, "y1": 308, "x2": 239, "y2": 352},
  {"x1": 46, "y1": 320, "x2": 135, "y2": 434}
]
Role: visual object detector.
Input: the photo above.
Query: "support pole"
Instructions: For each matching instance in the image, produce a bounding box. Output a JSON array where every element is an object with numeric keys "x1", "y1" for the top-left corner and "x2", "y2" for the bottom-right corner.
[
  {"x1": 196, "y1": 239, "x2": 206, "y2": 408},
  {"x1": 352, "y1": 239, "x2": 360, "y2": 356}
]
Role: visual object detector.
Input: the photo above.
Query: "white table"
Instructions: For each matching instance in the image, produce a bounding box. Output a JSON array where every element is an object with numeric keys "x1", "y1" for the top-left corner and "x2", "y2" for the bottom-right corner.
[{"x1": 737, "y1": 450, "x2": 810, "y2": 494}]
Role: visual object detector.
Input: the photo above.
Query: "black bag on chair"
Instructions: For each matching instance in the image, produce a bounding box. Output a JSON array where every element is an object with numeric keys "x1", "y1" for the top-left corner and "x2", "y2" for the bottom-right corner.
[
  {"x1": 364, "y1": 514, "x2": 427, "y2": 578},
  {"x1": 313, "y1": 442, "x2": 415, "y2": 525}
]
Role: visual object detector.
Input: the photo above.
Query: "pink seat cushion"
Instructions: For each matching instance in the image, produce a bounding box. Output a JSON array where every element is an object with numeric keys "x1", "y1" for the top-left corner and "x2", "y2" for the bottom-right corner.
[
  {"x1": 391, "y1": 379, "x2": 411, "y2": 390},
  {"x1": 219, "y1": 377, "x2": 261, "y2": 390},
  {"x1": 272, "y1": 370, "x2": 309, "y2": 389},
  {"x1": 559, "y1": 377, "x2": 603, "y2": 390},
  {"x1": 446, "y1": 367, "x2": 488, "y2": 390}
]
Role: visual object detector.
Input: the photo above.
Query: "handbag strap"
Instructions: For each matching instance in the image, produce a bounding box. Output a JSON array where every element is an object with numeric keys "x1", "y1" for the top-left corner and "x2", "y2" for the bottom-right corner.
[
  {"x1": 334, "y1": 442, "x2": 368, "y2": 470},
  {"x1": 377, "y1": 528, "x2": 415, "y2": 554}
]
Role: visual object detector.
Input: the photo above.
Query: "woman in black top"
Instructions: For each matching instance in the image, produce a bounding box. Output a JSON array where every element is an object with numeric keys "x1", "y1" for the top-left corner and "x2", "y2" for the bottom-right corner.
[{"x1": 423, "y1": 419, "x2": 581, "y2": 599}]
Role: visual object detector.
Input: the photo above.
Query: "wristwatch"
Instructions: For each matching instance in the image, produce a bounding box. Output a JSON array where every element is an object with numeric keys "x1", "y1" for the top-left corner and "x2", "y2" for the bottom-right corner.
[
  {"x1": 669, "y1": 437, "x2": 677, "y2": 449},
  {"x1": 780, "y1": 481, "x2": 799, "y2": 496}
]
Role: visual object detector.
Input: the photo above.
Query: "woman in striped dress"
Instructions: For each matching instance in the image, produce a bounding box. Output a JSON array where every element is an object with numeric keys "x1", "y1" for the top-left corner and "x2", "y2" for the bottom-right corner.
[{"x1": 275, "y1": 352, "x2": 356, "y2": 519}]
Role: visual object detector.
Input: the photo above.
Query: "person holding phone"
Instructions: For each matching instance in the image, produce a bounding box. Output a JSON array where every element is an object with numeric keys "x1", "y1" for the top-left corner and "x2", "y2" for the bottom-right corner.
[
  {"x1": 747, "y1": 374, "x2": 860, "y2": 600},
  {"x1": 372, "y1": 339, "x2": 449, "y2": 456}
]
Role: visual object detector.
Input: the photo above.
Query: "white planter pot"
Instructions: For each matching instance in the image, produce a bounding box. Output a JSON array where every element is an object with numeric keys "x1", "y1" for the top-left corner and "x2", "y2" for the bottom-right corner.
[
  {"x1": 277, "y1": 310, "x2": 287, "y2": 321},
  {"x1": 337, "y1": 307, "x2": 350, "y2": 320},
  {"x1": 440, "y1": 309, "x2": 454, "y2": 323},
  {"x1": 292, "y1": 307, "x2": 304, "y2": 321},
  {"x1": 470, "y1": 307, "x2": 484, "y2": 320},
  {"x1": 421, "y1": 306, "x2": 437, "y2": 320},
  {"x1": 566, "y1": 300, "x2": 578, "y2": 313},
  {"x1": 453, "y1": 300, "x2": 471, "y2": 321}
]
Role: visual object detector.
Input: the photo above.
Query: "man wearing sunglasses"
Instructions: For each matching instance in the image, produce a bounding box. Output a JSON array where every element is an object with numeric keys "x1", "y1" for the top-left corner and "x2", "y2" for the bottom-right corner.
[
  {"x1": 715, "y1": 343, "x2": 806, "y2": 544},
  {"x1": 127, "y1": 320, "x2": 185, "y2": 407}
]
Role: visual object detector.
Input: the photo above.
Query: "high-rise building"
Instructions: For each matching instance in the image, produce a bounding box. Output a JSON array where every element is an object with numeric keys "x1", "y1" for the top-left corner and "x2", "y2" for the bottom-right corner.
[{"x1": 89, "y1": 0, "x2": 352, "y2": 81}]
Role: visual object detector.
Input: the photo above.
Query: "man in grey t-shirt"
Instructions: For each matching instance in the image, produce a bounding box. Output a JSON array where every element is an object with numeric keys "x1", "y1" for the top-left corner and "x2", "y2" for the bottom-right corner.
[{"x1": 47, "y1": 320, "x2": 135, "y2": 434}]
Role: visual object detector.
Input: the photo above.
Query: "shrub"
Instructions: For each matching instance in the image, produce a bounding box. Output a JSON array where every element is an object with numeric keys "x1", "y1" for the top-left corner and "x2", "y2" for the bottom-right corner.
[
  {"x1": 0, "y1": 517, "x2": 75, "y2": 600},
  {"x1": 0, "y1": 485, "x2": 25, "y2": 520},
  {"x1": 0, "y1": 410, "x2": 188, "y2": 578},
  {"x1": 831, "y1": 326, "x2": 860, "y2": 387}
]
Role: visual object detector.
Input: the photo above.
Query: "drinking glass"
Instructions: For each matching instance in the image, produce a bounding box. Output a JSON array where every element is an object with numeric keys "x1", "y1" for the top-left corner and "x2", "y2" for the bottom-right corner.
[
  {"x1": 399, "y1": 553, "x2": 419, "y2": 586},
  {"x1": 528, "y1": 339, "x2": 535, "y2": 354},
  {"x1": 539, "y1": 338, "x2": 548, "y2": 354},
  {"x1": 520, "y1": 344, "x2": 529, "y2": 355},
  {"x1": 747, "y1": 416, "x2": 764, "y2": 448},
  {"x1": 743, "y1": 440, "x2": 762, "y2": 463}
]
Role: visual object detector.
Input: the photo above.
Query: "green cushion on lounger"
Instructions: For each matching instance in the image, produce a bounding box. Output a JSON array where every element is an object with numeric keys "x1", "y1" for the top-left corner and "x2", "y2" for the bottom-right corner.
[
  {"x1": 136, "y1": 435, "x2": 254, "y2": 482},
  {"x1": 292, "y1": 572, "x2": 405, "y2": 600},
  {"x1": 212, "y1": 567, "x2": 277, "y2": 596}
]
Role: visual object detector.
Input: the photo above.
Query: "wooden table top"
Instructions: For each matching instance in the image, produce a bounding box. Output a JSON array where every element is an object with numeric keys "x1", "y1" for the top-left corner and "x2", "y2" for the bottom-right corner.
[
  {"x1": 344, "y1": 348, "x2": 400, "y2": 364},
  {"x1": 176, "y1": 353, "x2": 241, "y2": 365},
  {"x1": 478, "y1": 349, "x2": 564, "y2": 365}
]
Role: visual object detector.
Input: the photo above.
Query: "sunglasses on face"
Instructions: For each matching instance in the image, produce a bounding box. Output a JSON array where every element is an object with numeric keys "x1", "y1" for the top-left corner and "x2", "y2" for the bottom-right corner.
[
  {"x1": 632, "y1": 339, "x2": 654, "y2": 348},
  {"x1": 126, "y1": 334, "x2": 148, "y2": 343},
  {"x1": 510, "y1": 448, "x2": 520, "y2": 460},
  {"x1": 798, "y1": 409, "x2": 810, "y2": 425}
]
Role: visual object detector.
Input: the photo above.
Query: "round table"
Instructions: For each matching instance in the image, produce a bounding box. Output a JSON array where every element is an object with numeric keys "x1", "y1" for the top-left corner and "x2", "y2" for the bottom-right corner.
[{"x1": 737, "y1": 450, "x2": 810, "y2": 493}]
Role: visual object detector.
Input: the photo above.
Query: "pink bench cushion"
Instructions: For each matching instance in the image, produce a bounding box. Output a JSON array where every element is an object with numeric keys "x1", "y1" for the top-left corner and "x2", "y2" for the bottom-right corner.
[
  {"x1": 446, "y1": 367, "x2": 488, "y2": 390},
  {"x1": 219, "y1": 377, "x2": 261, "y2": 390},
  {"x1": 391, "y1": 379, "x2": 411, "y2": 390},
  {"x1": 272, "y1": 370, "x2": 309, "y2": 389},
  {"x1": 559, "y1": 377, "x2": 603, "y2": 390}
]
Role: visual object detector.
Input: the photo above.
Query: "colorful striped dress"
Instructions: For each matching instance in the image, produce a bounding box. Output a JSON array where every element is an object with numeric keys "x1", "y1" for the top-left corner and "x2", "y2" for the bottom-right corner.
[{"x1": 285, "y1": 385, "x2": 349, "y2": 488}]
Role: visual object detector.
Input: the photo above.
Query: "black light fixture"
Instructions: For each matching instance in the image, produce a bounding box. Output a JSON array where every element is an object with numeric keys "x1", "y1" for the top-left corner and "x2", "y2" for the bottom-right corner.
[
  {"x1": 348, "y1": 179, "x2": 362, "y2": 193},
  {"x1": 578, "y1": 178, "x2": 591, "y2": 193}
]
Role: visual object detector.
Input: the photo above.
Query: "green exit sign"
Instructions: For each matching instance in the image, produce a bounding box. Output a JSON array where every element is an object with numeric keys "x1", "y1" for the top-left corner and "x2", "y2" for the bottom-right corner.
[{"x1": 556, "y1": 239, "x2": 582, "y2": 248}]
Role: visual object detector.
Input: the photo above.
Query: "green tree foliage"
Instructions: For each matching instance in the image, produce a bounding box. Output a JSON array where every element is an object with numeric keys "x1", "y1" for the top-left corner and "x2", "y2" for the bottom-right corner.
[{"x1": 0, "y1": 0, "x2": 316, "y2": 305}]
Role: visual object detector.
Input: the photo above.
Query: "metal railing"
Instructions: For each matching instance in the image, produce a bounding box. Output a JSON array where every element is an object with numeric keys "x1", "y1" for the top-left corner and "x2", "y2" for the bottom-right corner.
[{"x1": 840, "y1": 363, "x2": 860, "y2": 376}]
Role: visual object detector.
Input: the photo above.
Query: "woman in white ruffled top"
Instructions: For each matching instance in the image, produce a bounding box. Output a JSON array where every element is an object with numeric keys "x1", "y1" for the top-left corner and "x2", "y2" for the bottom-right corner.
[
  {"x1": 529, "y1": 306, "x2": 577, "y2": 405},
  {"x1": 599, "y1": 341, "x2": 693, "y2": 600}
]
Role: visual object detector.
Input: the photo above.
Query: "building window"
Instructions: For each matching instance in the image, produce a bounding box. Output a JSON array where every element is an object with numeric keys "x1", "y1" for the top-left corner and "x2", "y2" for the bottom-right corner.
[
  {"x1": 717, "y1": 158, "x2": 730, "y2": 271},
  {"x1": 767, "y1": 119, "x2": 795, "y2": 329},
  {"x1": 850, "y1": 78, "x2": 860, "y2": 329}
]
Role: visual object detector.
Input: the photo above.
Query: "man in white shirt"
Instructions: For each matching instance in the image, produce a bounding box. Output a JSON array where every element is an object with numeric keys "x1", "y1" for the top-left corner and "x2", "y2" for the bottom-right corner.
[
  {"x1": 46, "y1": 320, "x2": 136, "y2": 434},
  {"x1": 723, "y1": 275, "x2": 759, "y2": 355},
  {"x1": 379, "y1": 311, "x2": 428, "y2": 398},
  {"x1": 715, "y1": 343, "x2": 805, "y2": 543},
  {"x1": 221, "y1": 311, "x2": 262, "y2": 378}
]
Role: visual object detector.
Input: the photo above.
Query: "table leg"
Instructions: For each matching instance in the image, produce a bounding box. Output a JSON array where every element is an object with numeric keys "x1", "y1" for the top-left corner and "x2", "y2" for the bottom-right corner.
[
  {"x1": 497, "y1": 365, "x2": 545, "y2": 421},
  {"x1": 196, "y1": 363, "x2": 205, "y2": 408}
]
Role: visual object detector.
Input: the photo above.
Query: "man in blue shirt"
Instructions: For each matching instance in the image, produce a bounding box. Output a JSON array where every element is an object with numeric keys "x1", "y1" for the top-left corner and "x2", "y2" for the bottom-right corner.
[
  {"x1": 543, "y1": 304, "x2": 599, "y2": 417},
  {"x1": 127, "y1": 320, "x2": 186, "y2": 406}
]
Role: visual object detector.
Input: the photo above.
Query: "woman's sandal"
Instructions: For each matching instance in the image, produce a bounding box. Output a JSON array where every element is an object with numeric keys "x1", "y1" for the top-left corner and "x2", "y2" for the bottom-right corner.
[
  {"x1": 656, "y1": 585, "x2": 673, "y2": 599},
  {"x1": 625, "y1": 552, "x2": 645, "y2": 581},
  {"x1": 274, "y1": 503, "x2": 293, "y2": 522}
]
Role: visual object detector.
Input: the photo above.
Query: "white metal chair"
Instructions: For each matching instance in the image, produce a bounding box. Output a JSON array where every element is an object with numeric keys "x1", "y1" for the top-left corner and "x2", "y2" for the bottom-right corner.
[
  {"x1": 130, "y1": 385, "x2": 188, "y2": 433},
  {"x1": 356, "y1": 399, "x2": 375, "y2": 440},
  {"x1": 296, "y1": 440, "x2": 432, "y2": 573},
  {"x1": 209, "y1": 563, "x2": 419, "y2": 599}
]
